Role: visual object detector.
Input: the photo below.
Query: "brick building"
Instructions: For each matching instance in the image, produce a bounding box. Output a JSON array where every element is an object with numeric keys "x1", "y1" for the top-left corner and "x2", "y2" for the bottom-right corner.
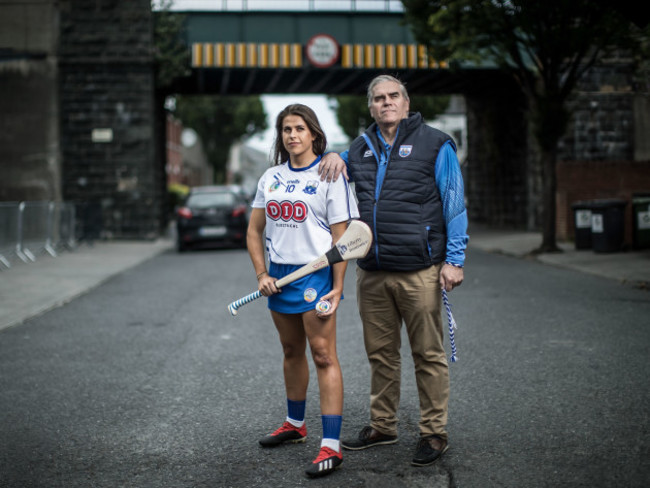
[{"x1": 556, "y1": 61, "x2": 650, "y2": 245}]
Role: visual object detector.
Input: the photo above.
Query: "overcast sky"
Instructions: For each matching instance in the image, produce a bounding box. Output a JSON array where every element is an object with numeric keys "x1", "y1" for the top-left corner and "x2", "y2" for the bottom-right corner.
[{"x1": 245, "y1": 95, "x2": 350, "y2": 153}]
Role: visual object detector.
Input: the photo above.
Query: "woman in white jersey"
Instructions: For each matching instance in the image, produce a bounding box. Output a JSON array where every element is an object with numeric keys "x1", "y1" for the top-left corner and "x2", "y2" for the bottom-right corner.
[{"x1": 247, "y1": 104, "x2": 359, "y2": 478}]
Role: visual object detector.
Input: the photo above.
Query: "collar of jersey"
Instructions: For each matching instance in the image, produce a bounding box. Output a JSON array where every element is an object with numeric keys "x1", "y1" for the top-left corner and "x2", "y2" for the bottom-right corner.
[
  {"x1": 376, "y1": 126, "x2": 396, "y2": 156},
  {"x1": 287, "y1": 154, "x2": 322, "y2": 172}
]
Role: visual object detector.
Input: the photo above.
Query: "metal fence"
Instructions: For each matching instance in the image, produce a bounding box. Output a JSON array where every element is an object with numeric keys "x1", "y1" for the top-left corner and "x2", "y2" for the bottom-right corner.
[{"x1": 0, "y1": 201, "x2": 77, "y2": 269}]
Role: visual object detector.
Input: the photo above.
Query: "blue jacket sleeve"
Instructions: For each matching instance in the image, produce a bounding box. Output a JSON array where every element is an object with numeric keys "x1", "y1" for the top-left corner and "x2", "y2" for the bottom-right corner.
[{"x1": 434, "y1": 141, "x2": 469, "y2": 266}]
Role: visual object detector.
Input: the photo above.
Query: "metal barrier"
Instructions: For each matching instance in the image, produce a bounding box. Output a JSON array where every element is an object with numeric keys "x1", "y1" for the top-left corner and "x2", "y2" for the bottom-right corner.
[{"x1": 0, "y1": 201, "x2": 77, "y2": 269}]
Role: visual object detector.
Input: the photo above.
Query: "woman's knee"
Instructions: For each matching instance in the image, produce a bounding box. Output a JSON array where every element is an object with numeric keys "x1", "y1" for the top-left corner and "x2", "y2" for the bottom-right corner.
[{"x1": 310, "y1": 343, "x2": 336, "y2": 369}]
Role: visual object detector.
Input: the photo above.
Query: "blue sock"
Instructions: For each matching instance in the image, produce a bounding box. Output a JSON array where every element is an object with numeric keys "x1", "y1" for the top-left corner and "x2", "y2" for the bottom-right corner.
[
  {"x1": 287, "y1": 399, "x2": 306, "y2": 422},
  {"x1": 321, "y1": 414, "x2": 342, "y2": 440}
]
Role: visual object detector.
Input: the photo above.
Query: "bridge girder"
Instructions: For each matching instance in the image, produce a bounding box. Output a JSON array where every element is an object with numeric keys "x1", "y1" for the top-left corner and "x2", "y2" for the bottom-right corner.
[
  {"x1": 170, "y1": 67, "x2": 509, "y2": 97},
  {"x1": 169, "y1": 10, "x2": 508, "y2": 97}
]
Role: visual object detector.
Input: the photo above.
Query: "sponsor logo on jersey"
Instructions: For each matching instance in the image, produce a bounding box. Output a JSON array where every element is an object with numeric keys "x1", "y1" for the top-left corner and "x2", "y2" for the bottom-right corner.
[
  {"x1": 304, "y1": 288, "x2": 317, "y2": 302},
  {"x1": 268, "y1": 180, "x2": 281, "y2": 192},
  {"x1": 266, "y1": 200, "x2": 308, "y2": 222},
  {"x1": 303, "y1": 180, "x2": 319, "y2": 195},
  {"x1": 398, "y1": 145, "x2": 412, "y2": 157}
]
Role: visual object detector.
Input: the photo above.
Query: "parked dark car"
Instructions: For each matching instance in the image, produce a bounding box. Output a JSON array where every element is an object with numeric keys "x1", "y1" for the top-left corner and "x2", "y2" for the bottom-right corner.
[{"x1": 175, "y1": 185, "x2": 250, "y2": 251}]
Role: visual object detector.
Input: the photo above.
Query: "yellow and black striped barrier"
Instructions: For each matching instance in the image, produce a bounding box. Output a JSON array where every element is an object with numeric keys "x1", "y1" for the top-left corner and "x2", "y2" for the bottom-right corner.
[
  {"x1": 340, "y1": 44, "x2": 447, "y2": 69},
  {"x1": 192, "y1": 43, "x2": 303, "y2": 68},
  {"x1": 191, "y1": 42, "x2": 447, "y2": 69}
]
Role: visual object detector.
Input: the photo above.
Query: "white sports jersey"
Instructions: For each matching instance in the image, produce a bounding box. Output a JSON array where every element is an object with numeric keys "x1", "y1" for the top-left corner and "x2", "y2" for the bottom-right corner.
[{"x1": 252, "y1": 157, "x2": 359, "y2": 265}]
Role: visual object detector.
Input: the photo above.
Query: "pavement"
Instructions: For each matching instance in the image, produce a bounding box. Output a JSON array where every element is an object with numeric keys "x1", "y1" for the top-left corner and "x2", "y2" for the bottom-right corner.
[{"x1": 1, "y1": 224, "x2": 648, "y2": 331}]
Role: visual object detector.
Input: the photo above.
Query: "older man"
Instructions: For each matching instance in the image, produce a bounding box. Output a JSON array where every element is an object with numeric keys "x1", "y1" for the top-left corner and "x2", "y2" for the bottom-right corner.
[{"x1": 319, "y1": 75, "x2": 468, "y2": 466}]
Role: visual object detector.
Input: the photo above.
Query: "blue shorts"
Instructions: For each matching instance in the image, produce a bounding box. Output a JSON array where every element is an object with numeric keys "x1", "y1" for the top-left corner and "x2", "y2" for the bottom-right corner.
[{"x1": 268, "y1": 262, "x2": 334, "y2": 314}]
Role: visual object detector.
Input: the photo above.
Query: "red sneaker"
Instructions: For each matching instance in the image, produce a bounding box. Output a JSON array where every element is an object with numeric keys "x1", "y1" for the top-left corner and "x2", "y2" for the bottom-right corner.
[
  {"x1": 305, "y1": 446, "x2": 343, "y2": 478},
  {"x1": 258, "y1": 421, "x2": 307, "y2": 447}
]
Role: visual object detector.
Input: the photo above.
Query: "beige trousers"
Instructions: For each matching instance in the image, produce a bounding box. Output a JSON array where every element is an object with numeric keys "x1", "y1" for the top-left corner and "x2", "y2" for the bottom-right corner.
[{"x1": 356, "y1": 265, "x2": 449, "y2": 440}]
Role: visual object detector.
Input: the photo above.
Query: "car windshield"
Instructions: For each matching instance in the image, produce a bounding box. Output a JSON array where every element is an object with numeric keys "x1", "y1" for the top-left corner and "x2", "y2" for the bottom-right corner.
[{"x1": 187, "y1": 192, "x2": 236, "y2": 208}]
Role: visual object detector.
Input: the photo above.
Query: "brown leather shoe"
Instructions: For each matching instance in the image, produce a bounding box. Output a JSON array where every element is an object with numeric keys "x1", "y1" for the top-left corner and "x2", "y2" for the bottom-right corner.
[
  {"x1": 341, "y1": 425, "x2": 398, "y2": 451},
  {"x1": 411, "y1": 435, "x2": 448, "y2": 466}
]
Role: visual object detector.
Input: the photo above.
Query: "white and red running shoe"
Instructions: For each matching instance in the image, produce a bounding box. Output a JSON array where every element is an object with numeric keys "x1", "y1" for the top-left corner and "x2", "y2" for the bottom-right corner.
[
  {"x1": 258, "y1": 421, "x2": 307, "y2": 447},
  {"x1": 305, "y1": 446, "x2": 343, "y2": 478}
]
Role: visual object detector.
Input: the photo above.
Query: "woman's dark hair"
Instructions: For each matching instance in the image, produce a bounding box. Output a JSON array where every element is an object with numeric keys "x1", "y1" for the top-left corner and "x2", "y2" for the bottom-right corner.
[{"x1": 272, "y1": 104, "x2": 327, "y2": 165}]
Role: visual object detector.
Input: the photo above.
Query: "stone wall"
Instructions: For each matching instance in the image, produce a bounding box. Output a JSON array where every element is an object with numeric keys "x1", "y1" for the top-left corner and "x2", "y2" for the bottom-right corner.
[
  {"x1": 464, "y1": 81, "x2": 530, "y2": 228},
  {"x1": 58, "y1": 0, "x2": 162, "y2": 239},
  {"x1": 556, "y1": 57, "x2": 650, "y2": 245},
  {"x1": 0, "y1": 1, "x2": 60, "y2": 202},
  {"x1": 560, "y1": 61, "x2": 637, "y2": 162},
  {"x1": 464, "y1": 55, "x2": 649, "y2": 242}
]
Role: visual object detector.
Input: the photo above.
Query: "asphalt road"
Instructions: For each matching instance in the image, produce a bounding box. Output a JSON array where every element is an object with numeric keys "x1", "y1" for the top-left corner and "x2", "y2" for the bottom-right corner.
[{"x1": 1, "y1": 247, "x2": 648, "y2": 488}]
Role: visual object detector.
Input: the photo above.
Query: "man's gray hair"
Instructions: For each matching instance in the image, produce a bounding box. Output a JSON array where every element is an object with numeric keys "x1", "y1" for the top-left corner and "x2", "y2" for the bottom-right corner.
[{"x1": 366, "y1": 75, "x2": 409, "y2": 107}]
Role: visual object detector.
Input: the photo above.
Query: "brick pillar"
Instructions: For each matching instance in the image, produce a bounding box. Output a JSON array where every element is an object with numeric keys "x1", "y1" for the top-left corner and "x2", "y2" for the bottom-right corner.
[
  {"x1": 59, "y1": 0, "x2": 161, "y2": 239},
  {"x1": 0, "y1": 1, "x2": 61, "y2": 202},
  {"x1": 464, "y1": 82, "x2": 530, "y2": 229}
]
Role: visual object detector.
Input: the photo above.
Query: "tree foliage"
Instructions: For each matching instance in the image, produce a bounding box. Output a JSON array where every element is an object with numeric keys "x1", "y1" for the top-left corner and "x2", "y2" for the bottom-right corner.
[
  {"x1": 331, "y1": 94, "x2": 451, "y2": 141},
  {"x1": 173, "y1": 96, "x2": 268, "y2": 184},
  {"x1": 152, "y1": 0, "x2": 191, "y2": 90},
  {"x1": 402, "y1": 0, "x2": 643, "y2": 251}
]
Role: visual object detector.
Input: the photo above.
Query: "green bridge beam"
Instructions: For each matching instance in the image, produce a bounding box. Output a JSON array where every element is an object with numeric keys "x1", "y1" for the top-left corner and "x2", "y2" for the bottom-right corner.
[{"x1": 167, "y1": 11, "x2": 505, "y2": 96}]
